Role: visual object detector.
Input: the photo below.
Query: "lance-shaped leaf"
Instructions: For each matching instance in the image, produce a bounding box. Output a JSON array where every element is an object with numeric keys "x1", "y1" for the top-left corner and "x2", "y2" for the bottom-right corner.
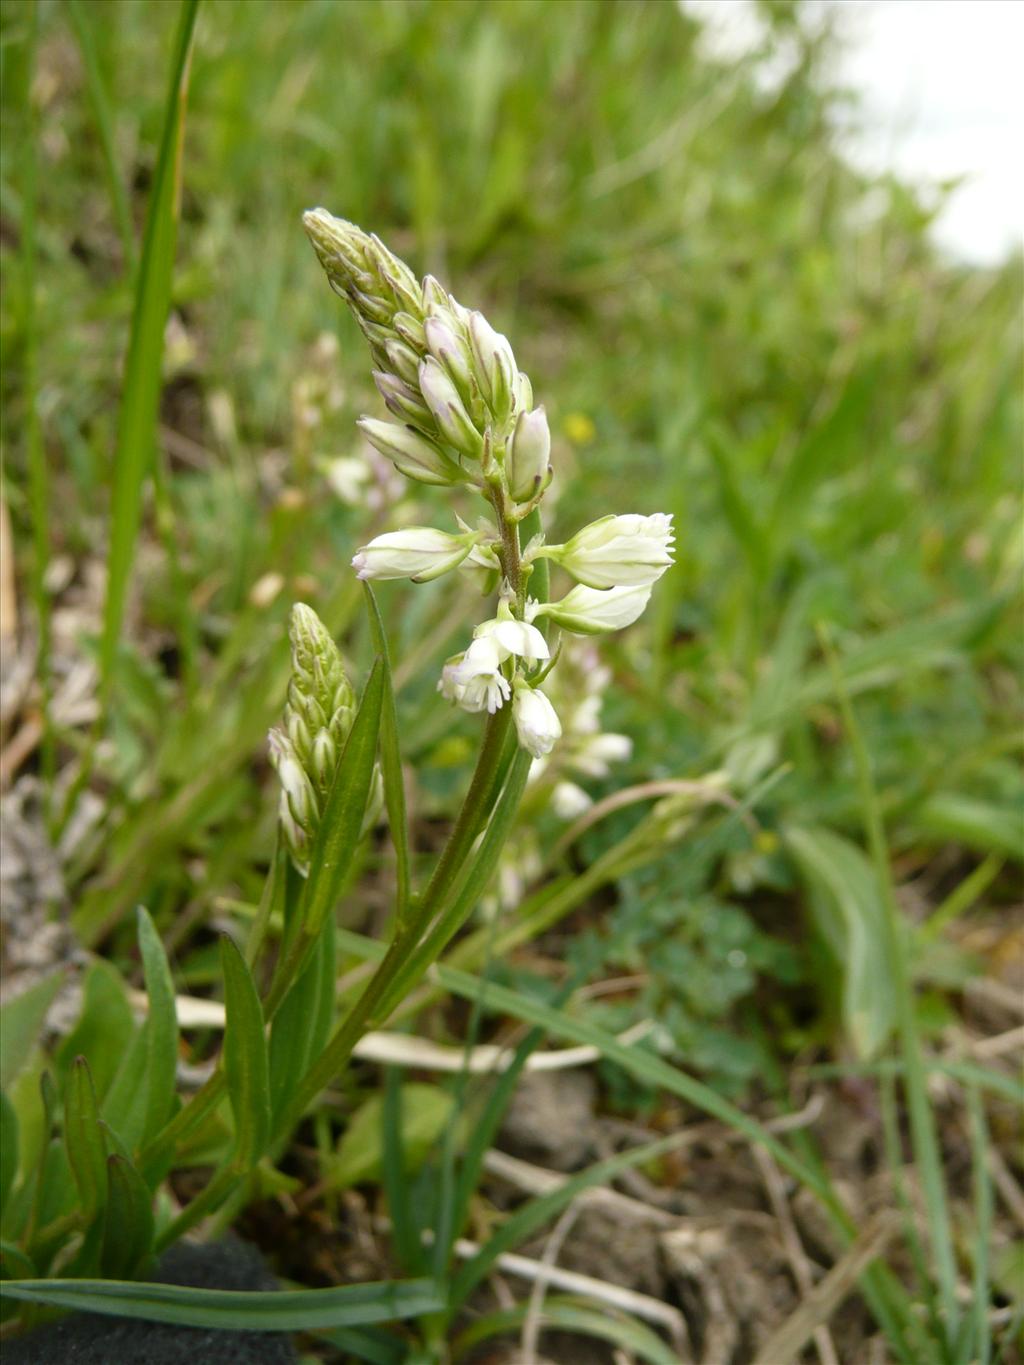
[
  {"x1": 220, "y1": 936, "x2": 272, "y2": 1168},
  {"x1": 301, "y1": 658, "x2": 384, "y2": 938},
  {"x1": 101, "y1": 1155, "x2": 154, "y2": 1281},
  {"x1": 785, "y1": 825, "x2": 896, "y2": 1061},
  {"x1": 64, "y1": 1058, "x2": 108, "y2": 1223},
  {"x1": 0, "y1": 971, "x2": 63, "y2": 1092},
  {"x1": 0, "y1": 1095, "x2": 18, "y2": 1215}
]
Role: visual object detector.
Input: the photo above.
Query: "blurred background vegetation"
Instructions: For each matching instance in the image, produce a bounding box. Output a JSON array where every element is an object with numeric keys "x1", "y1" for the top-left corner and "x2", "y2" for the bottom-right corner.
[{"x1": 0, "y1": 0, "x2": 1021, "y2": 1347}]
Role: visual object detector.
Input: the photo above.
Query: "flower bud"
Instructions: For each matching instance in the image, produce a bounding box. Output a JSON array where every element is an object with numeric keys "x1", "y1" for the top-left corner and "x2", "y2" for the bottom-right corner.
[
  {"x1": 424, "y1": 315, "x2": 474, "y2": 398},
  {"x1": 418, "y1": 357, "x2": 483, "y2": 458},
  {"x1": 384, "y1": 339, "x2": 423, "y2": 387},
  {"x1": 358, "y1": 417, "x2": 461, "y2": 486},
  {"x1": 512, "y1": 683, "x2": 562, "y2": 758},
  {"x1": 532, "y1": 583, "x2": 653, "y2": 635},
  {"x1": 507, "y1": 405, "x2": 552, "y2": 503},
  {"x1": 352, "y1": 527, "x2": 477, "y2": 582},
  {"x1": 373, "y1": 371, "x2": 433, "y2": 428},
  {"x1": 468, "y1": 311, "x2": 516, "y2": 424},
  {"x1": 546, "y1": 513, "x2": 675, "y2": 589}
]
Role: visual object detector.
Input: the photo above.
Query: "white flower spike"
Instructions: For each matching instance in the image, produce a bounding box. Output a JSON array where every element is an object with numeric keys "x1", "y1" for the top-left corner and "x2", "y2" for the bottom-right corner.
[{"x1": 512, "y1": 683, "x2": 562, "y2": 758}]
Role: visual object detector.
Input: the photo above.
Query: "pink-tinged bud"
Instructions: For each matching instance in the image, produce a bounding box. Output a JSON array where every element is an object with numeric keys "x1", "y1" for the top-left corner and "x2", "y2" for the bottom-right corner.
[
  {"x1": 384, "y1": 339, "x2": 422, "y2": 387},
  {"x1": 468, "y1": 311, "x2": 516, "y2": 424},
  {"x1": 424, "y1": 315, "x2": 474, "y2": 397},
  {"x1": 358, "y1": 417, "x2": 461, "y2": 487},
  {"x1": 507, "y1": 405, "x2": 552, "y2": 502},
  {"x1": 373, "y1": 371, "x2": 433, "y2": 427},
  {"x1": 418, "y1": 357, "x2": 483, "y2": 458}
]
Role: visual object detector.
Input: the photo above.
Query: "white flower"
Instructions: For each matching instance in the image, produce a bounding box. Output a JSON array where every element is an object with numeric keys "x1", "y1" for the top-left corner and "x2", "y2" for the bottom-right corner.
[
  {"x1": 552, "y1": 781, "x2": 592, "y2": 819},
  {"x1": 512, "y1": 684, "x2": 562, "y2": 757},
  {"x1": 474, "y1": 613, "x2": 550, "y2": 666},
  {"x1": 468, "y1": 311, "x2": 516, "y2": 420},
  {"x1": 543, "y1": 513, "x2": 674, "y2": 589},
  {"x1": 352, "y1": 527, "x2": 476, "y2": 582},
  {"x1": 532, "y1": 583, "x2": 653, "y2": 635},
  {"x1": 445, "y1": 638, "x2": 511, "y2": 714},
  {"x1": 459, "y1": 542, "x2": 502, "y2": 594},
  {"x1": 322, "y1": 456, "x2": 370, "y2": 506},
  {"x1": 571, "y1": 732, "x2": 632, "y2": 778}
]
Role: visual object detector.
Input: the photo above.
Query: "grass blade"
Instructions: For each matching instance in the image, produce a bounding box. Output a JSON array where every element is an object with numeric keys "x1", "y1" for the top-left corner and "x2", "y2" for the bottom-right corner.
[
  {"x1": 220, "y1": 935, "x2": 272, "y2": 1169},
  {"x1": 364, "y1": 585, "x2": 411, "y2": 923},
  {"x1": 454, "y1": 1296, "x2": 682, "y2": 1365},
  {"x1": 98, "y1": 0, "x2": 200, "y2": 709},
  {"x1": 0, "y1": 1276, "x2": 445, "y2": 1331},
  {"x1": 65, "y1": 0, "x2": 136, "y2": 271}
]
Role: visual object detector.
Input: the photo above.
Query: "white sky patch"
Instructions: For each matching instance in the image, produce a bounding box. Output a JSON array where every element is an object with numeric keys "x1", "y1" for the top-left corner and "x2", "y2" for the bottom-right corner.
[{"x1": 682, "y1": 0, "x2": 1024, "y2": 266}]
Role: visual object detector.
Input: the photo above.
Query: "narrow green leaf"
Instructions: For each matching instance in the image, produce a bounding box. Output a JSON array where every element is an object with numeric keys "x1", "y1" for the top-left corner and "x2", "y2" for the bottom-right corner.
[
  {"x1": 98, "y1": 0, "x2": 199, "y2": 708},
  {"x1": 135, "y1": 907, "x2": 179, "y2": 1146},
  {"x1": 784, "y1": 824, "x2": 897, "y2": 1060},
  {"x1": 0, "y1": 1095, "x2": 18, "y2": 1215},
  {"x1": 220, "y1": 935, "x2": 272, "y2": 1168},
  {"x1": 101, "y1": 1156, "x2": 155, "y2": 1280},
  {"x1": 436, "y1": 966, "x2": 834, "y2": 1207},
  {"x1": 65, "y1": 0, "x2": 136, "y2": 270},
  {"x1": 454, "y1": 1296, "x2": 681, "y2": 1365},
  {"x1": 450, "y1": 1130, "x2": 691, "y2": 1310},
  {"x1": 0, "y1": 1243, "x2": 34, "y2": 1282},
  {"x1": 64, "y1": 1058, "x2": 108, "y2": 1223},
  {"x1": 0, "y1": 1276, "x2": 445, "y2": 1331},
  {"x1": 0, "y1": 971, "x2": 63, "y2": 1091},
  {"x1": 911, "y1": 793, "x2": 1023, "y2": 860},
  {"x1": 302, "y1": 658, "x2": 384, "y2": 937},
  {"x1": 381, "y1": 1070, "x2": 419, "y2": 1274},
  {"x1": 363, "y1": 585, "x2": 411, "y2": 923}
]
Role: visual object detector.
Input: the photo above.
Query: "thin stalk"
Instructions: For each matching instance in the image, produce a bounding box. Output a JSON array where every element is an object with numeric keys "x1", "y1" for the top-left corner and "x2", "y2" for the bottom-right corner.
[{"x1": 821, "y1": 624, "x2": 960, "y2": 1341}]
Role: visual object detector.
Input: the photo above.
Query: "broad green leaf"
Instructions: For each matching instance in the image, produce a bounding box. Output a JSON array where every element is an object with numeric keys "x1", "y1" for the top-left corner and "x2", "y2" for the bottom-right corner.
[
  {"x1": 364, "y1": 585, "x2": 411, "y2": 923},
  {"x1": 0, "y1": 1276, "x2": 445, "y2": 1331},
  {"x1": 98, "y1": 0, "x2": 199, "y2": 712},
  {"x1": 0, "y1": 1095, "x2": 18, "y2": 1214},
  {"x1": 64, "y1": 1058, "x2": 108, "y2": 1223},
  {"x1": 302, "y1": 658, "x2": 384, "y2": 937},
  {"x1": 269, "y1": 915, "x2": 336, "y2": 1133},
  {"x1": 334, "y1": 1085, "x2": 453, "y2": 1190},
  {"x1": 101, "y1": 1156, "x2": 154, "y2": 1280},
  {"x1": 220, "y1": 935, "x2": 272, "y2": 1168},
  {"x1": 55, "y1": 959, "x2": 135, "y2": 1099},
  {"x1": 785, "y1": 825, "x2": 896, "y2": 1060},
  {"x1": 100, "y1": 1027, "x2": 148, "y2": 1153},
  {"x1": 0, "y1": 971, "x2": 63, "y2": 1091}
]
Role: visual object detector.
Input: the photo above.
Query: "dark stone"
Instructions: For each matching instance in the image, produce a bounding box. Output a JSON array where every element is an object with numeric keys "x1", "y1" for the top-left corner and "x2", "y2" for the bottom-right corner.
[{"x1": 3, "y1": 1238, "x2": 298, "y2": 1364}]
